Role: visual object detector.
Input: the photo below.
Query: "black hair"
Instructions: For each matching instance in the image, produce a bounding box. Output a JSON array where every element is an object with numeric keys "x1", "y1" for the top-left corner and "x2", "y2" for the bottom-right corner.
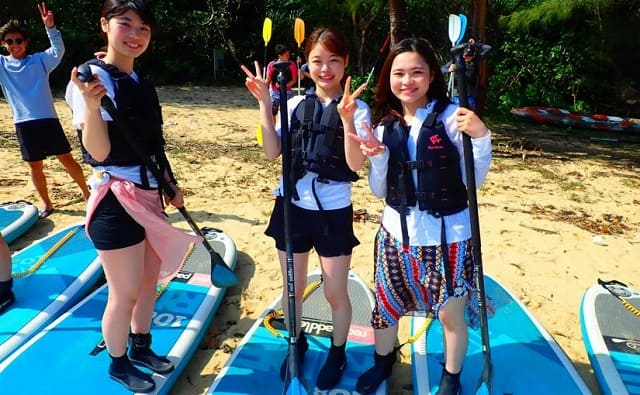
[
  {"x1": 101, "y1": 0, "x2": 156, "y2": 29},
  {"x1": 0, "y1": 20, "x2": 28, "y2": 43},
  {"x1": 374, "y1": 37, "x2": 449, "y2": 123}
]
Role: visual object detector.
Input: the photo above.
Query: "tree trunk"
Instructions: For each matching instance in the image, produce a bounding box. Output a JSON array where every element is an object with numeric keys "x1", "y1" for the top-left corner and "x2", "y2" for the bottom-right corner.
[
  {"x1": 472, "y1": 0, "x2": 489, "y2": 116},
  {"x1": 389, "y1": 0, "x2": 409, "y2": 45}
]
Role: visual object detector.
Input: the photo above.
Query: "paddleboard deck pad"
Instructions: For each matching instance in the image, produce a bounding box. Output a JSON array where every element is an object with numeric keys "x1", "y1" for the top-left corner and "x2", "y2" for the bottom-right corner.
[
  {"x1": 581, "y1": 279, "x2": 640, "y2": 395},
  {"x1": 0, "y1": 222, "x2": 102, "y2": 362},
  {"x1": 0, "y1": 227, "x2": 237, "y2": 395},
  {"x1": 0, "y1": 201, "x2": 38, "y2": 244},
  {"x1": 209, "y1": 269, "x2": 387, "y2": 394},
  {"x1": 411, "y1": 274, "x2": 590, "y2": 394}
]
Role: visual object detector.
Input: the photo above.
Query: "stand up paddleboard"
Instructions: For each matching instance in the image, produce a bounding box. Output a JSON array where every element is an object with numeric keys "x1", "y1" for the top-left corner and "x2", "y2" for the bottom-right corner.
[
  {"x1": 0, "y1": 201, "x2": 38, "y2": 244},
  {"x1": 411, "y1": 274, "x2": 590, "y2": 394},
  {"x1": 581, "y1": 279, "x2": 640, "y2": 395},
  {"x1": 0, "y1": 227, "x2": 237, "y2": 395},
  {"x1": 0, "y1": 222, "x2": 102, "y2": 362},
  {"x1": 209, "y1": 269, "x2": 386, "y2": 394}
]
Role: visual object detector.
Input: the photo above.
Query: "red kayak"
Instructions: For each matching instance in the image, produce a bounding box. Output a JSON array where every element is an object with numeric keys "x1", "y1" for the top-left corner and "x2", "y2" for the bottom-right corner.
[{"x1": 511, "y1": 106, "x2": 640, "y2": 133}]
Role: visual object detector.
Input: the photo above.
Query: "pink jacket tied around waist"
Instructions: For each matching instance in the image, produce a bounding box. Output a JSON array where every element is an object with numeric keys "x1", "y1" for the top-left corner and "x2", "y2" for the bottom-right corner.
[{"x1": 85, "y1": 175, "x2": 202, "y2": 284}]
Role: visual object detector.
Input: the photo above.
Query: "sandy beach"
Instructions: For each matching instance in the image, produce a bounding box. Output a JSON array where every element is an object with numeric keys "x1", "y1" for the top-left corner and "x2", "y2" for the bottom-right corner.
[{"x1": 1, "y1": 85, "x2": 638, "y2": 394}]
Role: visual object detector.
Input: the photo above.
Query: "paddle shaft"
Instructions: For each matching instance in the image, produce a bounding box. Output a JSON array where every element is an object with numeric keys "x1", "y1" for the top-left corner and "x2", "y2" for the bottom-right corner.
[
  {"x1": 274, "y1": 61, "x2": 307, "y2": 392},
  {"x1": 453, "y1": 48, "x2": 493, "y2": 390},
  {"x1": 365, "y1": 32, "x2": 391, "y2": 86}
]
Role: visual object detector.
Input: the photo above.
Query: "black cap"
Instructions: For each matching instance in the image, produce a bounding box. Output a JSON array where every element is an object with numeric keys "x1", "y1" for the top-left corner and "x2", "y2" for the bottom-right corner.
[{"x1": 275, "y1": 44, "x2": 289, "y2": 55}]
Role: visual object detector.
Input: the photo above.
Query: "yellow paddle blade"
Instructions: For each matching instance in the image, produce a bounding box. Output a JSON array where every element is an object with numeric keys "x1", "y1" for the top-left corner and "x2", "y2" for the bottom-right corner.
[
  {"x1": 262, "y1": 17, "x2": 272, "y2": 46},
  {"x1": 294, "y1": 18, "x2": 305, "y2": 48},
  {"x1": 256, "y1": 123, "x2": 263, "y2": 146}
]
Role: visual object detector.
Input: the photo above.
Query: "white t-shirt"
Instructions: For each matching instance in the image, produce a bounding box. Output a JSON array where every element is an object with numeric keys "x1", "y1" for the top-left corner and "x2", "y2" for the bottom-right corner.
[
  {"x1": 274, "y1": 94, "x2": 372, "y2": 211},
  {"x1": 362, "y1": 100, "x2": 492, "y2": 246}
]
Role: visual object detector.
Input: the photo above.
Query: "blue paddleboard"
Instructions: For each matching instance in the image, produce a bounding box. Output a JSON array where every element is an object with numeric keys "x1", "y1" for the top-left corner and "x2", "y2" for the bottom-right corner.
[
  {"x1": 208, "y1": 269, "x2": 386, "y2": 394},
  {"x1": 0, "y1": 201, "x2": 38, "y2": 244},
  {"x1": 0, "y1": 227, "x2": 237, "y2": 394},
  {"x1": 581, "y1": 280, "x2": 640, "y2": 395},
  {"x1": 0, "y1": 222, "x2": 102, "y2": 362},
  {"x1": 411, "y1": 274, "x2": 590, "y2": 394}
]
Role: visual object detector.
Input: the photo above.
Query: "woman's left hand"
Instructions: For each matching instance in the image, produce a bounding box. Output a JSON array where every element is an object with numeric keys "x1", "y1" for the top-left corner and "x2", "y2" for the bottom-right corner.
[
  {"x1": 456, "y1": 107, "x2": 489, "y2": 138},
  {"x1": 337, "y1": 76, "x2": 367, "y2": 122}
]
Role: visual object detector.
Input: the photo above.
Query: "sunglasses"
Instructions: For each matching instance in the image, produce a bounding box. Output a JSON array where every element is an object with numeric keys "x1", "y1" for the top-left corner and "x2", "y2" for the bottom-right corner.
[{"x1": 4, "y1": 38, "x2": 24, "y2": 45}]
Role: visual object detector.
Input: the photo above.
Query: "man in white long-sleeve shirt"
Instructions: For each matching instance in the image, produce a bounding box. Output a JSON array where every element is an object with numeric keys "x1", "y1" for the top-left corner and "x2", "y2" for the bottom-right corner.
[{"x1": 0, "y1": 3, "x2": 89, "y2": 219}]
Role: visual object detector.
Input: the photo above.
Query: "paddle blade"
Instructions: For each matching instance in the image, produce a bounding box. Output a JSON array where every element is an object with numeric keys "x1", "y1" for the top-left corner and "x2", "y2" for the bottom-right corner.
[
  {"x1": 212, "y1": 260, "x2": 238, "y2": 288},
  {"x1": 285, "y1": 377, "x2": 310, "y2": 395},
  {"x1": 457, "y1": 14, "x2": 467, "y2": 45},
  {"x1": 294, "y1": 18, "x2": 305, "y2": 47},
  {"x1": 448, "y1": 14, "x2": 461, "y2": 46},
  {"x1": 256, "y1": 123, "x2": 263, "y2": 146},
  {"x1": 263, "y1": 17, "x2": 272, "y2": 46}
]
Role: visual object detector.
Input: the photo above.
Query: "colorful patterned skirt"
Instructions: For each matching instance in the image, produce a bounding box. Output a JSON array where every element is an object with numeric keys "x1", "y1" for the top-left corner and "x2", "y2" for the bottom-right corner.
[{"x1": 370, "y1": 225, "x2": 491, "y2": 329}]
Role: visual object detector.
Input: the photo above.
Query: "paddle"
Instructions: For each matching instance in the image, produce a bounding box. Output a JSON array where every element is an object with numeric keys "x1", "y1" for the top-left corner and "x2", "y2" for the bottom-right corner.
[
  {"x1": 365, "y1": 32, "x2": 391, "y2": 87},
  {"x1": 457, "y1": 13, "x2": 467, "y2": 45},
  {"x1": 451, "y1": 43, "x2": 493, "y2": 395},
  {"x1": 294, "y1": 18, "x2": 305, "y2": 95},
  {"x1": 447, "y1": 14, "x2": 461, "y2": 98},
  {"x1": 272, "y1": 60, "x2": 310, "y2": 395},
  {"x1": 76, "y1": 64, "x2": 238, "y2": 289},
  {"x1": 262, "y1": 17, "x2": 273, "y2": 77},
  {"x1": 257, "y1": 17, "x2": 273, "y2": 146}
]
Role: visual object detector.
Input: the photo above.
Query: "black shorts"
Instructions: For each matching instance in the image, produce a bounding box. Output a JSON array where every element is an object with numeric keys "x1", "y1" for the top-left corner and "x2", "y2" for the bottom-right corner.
[
  {"x1": 88, "y1": 190, "x2": 145, "y2": 250},
  {"x1": 265, "y1": 196, "x2": 359, "y2": 257},
  {"x1": 15, "y1": 118, "x2": 72, "y2": 162}
]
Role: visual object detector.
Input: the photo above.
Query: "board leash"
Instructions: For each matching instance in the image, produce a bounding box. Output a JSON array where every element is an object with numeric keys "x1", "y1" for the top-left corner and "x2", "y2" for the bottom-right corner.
[
  {"x1": 263, "y1": 277, "x2": 323, "y2": 338},
  {"x1": 12, "y1": 225, "x2": 83, "y2": 278},
  {"x1": 598, "y1": 279, "x2": 640, "y2": 318}
]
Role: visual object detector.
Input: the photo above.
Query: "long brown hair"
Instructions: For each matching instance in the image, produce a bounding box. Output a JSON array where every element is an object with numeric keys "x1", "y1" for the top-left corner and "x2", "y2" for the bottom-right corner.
[{"x1": 374, "y1": 37, "x2": 449, "y2": 123}]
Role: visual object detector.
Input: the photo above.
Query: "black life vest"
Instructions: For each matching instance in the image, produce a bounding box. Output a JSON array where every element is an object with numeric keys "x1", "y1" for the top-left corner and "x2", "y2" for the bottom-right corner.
[
  {"x1": 78, "y1": 60, "x2": 165, "y2": 168},
  {"x1": 383, "y1": 100, "x2": 468, "y2": 217},
  {"x1": 78, "y1": 60, "x2": 174, "y2": 187},
  {"x1": 290, "y1": 95, "x2": 359, "y2": 184}
]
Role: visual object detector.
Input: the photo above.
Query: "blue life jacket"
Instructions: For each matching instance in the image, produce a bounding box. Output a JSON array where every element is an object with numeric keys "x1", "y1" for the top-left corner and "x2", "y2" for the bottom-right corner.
[
  {"x1": 290, "y1": 94, "x2": 359, "y2": 185},
  {"x1": 383, "y1": 100, "x2": 468, "y2": 217},
  {"x1": 77, "y1": 60, "x2": 174, "y2": 188}
]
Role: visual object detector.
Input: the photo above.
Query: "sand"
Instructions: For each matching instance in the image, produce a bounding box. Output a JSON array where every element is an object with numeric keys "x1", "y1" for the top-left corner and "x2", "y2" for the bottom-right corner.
[{"x1": 1, "y1": 85, "x2": 638, "y2": 394}]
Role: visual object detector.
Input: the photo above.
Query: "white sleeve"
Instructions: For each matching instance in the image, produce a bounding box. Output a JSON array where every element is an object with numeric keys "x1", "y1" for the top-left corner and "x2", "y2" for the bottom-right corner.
[
  {"x1": 67, "y1": 66, "x2": 116, "y2": 130},
  {"x1": 366, "y1": 124, "x2": 389, "y2": 198}
]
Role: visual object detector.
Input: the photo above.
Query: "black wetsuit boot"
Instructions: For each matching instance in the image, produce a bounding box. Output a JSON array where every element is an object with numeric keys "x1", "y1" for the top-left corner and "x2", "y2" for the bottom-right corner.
[
  {"x1": 129, "y1": 333, "x2": 175, "y2": 374},
  {"x1": 0, "y1": 278, "x2": 15, "y2": 315},
  {"x1": 109, "y1": 352, "x2": 155, "y2": 393},
  {"x1": 279, "y1": 331, "x2": 309, "y2": 381},
  {"x1": 356, "y1": 351, "x2": 397, "y2": 394},
  {"x1": 436, "y1": 367, "x2": 462, "y2": 395},
  {"x1": 316, "y1": 340, "x2": 347, "y2": 389}
]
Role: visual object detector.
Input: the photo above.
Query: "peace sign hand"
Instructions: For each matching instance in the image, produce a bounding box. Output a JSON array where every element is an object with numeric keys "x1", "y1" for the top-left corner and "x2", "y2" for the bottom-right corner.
[
  {"x1": 337, "y1": 76, "x2": 367, "y2": 122},
  {"x1": 241, "y1": 61, "x2": 270, "y2": 107},
  {"x1": 347, "y1": 121, "x2": 386, "y2": 157},
  {"x1": 38, "y1": 3, "x2": 55, "y2": 29}
]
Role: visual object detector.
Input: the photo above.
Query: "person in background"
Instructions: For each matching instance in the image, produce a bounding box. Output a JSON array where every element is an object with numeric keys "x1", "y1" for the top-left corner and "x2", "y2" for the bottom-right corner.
[
  {"x1": 0, "y1": 234, "x2": 13, "y2": 314},
  {"x1": 346, "y1": 37, "x2": 493, "y2": 395},
  {"x1": 0, "y1": 3, "x2": 90, "y2": 219},
  {"x1": 441, "y1": 38, "x2": 491, "y2": 110},
  {"x1": 241, "y1": 26, "x2": 370, "y2": 390},
  {"x1": 265, "y1": 44, "x2": 298, "y2": 118},
  {"x1": 68, "y1": 0, "x2": 201, "y2": 392}
]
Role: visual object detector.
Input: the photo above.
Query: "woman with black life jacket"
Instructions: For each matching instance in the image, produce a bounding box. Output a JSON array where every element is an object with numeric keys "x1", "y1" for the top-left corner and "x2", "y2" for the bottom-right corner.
[
  {"x1": 67, "y1": 1, "x2": 201, "y2": 393},
  {"x1": 241, "y1": 26, "x2": 370, "y2": 390},
  {"x1": 346, "y1": 37, "x2": 493, "y2": 395}
]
